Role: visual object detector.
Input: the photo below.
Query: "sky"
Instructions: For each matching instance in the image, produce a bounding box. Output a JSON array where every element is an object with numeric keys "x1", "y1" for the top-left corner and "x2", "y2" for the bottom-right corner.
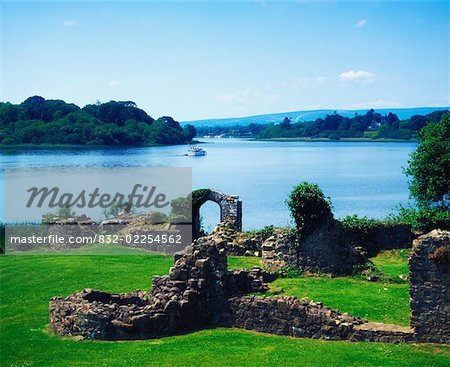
[{"x1": 1, "y1": 1, "x2": 449, "y2": 121}]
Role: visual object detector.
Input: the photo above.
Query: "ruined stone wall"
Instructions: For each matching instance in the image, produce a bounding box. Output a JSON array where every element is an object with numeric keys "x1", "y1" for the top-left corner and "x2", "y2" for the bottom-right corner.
[
  {"x1": 262, "y1": 220, "x2": 413, "y2": 275},
  {"x1": 193, "y1": 191, "x2": 242, "y2": 239},
  {"x1": 227, "y1": 296, "x2": 414, "y2": 343},
  {"x1": 262, "y1": 222, "x2": 363, "y2": 275},
  {"x1": 341, "y1": 222, "x2": 414, "y2": 258},
  {"x1": 221, "y1": 195, "x2": 242, "y2": 231},
  {"x1": 227, "y1": 295, "x2": 365, "y2": 340},
  {"x1": 409, "y1": 229, "x2": 450, "y2": 344},
  {"x1": 50, "y1": 229, "x2": 449, "y2": 344},
  {"x1": 50, "y1": 233, "x2": 270, "y2": 340}
]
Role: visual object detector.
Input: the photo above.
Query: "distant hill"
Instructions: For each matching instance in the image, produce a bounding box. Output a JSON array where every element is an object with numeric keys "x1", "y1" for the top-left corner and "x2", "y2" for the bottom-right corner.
[{"x1": 181, "y1": 107, "x2": 449, "y2": 127}]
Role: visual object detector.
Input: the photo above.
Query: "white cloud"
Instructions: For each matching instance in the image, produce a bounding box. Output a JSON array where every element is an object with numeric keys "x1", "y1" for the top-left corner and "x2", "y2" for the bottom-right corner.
[
  {"x1": 339, "y1": 70, "x2": 376, "y2": 84},
  {"x1": 350, "y1": 99, "x2": 399, "y2": 109},
  {"x1": 108, "y1": 80, "x2": 121, "y2": 86},
  {"x1": 62, "y1": 20, "x2": 78, "y2": 27},
  {"x1": 356, "y1": 19, "x2": 367, "y2": 28}
]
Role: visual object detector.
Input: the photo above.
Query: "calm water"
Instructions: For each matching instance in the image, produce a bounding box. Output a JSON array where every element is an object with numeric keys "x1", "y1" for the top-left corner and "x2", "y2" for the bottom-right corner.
[{"x1": 0, "y1": 139, "x2": 416, "y2": 231}]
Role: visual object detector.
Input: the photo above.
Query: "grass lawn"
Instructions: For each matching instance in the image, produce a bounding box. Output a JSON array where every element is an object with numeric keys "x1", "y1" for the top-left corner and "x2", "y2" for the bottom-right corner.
[
  {"x1": 268, "y1": 250, "x2": 412, "y2": 326},
  {"x1": 1, "y1": 249, "x2": 449, "y2": 367}
]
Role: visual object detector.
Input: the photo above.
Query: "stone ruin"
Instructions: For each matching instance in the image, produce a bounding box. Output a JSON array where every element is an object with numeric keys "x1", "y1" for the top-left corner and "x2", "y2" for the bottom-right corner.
[
  {"x1": 49, "y1": 229, "x2": 449, "y2": 344},
  {"x1": 261, "y1": 217, "x2": 413, "y2": 275},
  {"x1": 49, "y1": 230, "x2": 371, "y2": 341},
  {"x1": 410, "y1": 229, "x2": 450, "y2": 344},
  {"x1": 47, "y1": 190, "x2": 448, "y2": 344},
  {"x1": 192, "y1": 191, "x2": 242, "y2": 240},
  {"x1": 37, "y1": 213, "x2": 190, "y2": 254}
]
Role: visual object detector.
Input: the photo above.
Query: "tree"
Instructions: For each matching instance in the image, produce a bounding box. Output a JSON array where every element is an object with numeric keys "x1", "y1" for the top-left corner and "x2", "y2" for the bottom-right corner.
[
  {"x1": 0, "y1": 97, "x2": 196, "y2": 146},
  {"x1": 183, "y1": 124, "x2": 197, "y2": 140},
  {"x1": 280, "y1": 117, "x2": 292, "y2": 130},
  {"x1": 405, "y1": 113, "x2": 450, "y2": 207},
  {"x1": 408, "y1": 115, "x2": 427, "y2": 131},
  {"x1": 386, "y1": 112, "x2": 400, "y2": 126},
  {"x1": 83, "y1": 101, "x2": 153, "y2": 126},
  {"x1": 286, "y1": 182, "x2": 333, "y2": 242},
  {"x1": 159, "y1": 116, "x2": 182, "y2": 131}
]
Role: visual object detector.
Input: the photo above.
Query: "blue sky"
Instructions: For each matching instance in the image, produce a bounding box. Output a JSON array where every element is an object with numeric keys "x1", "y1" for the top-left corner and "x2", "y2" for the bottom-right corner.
[{"x1": 1, "y1": 1, "x2": 449, "y2": 120}]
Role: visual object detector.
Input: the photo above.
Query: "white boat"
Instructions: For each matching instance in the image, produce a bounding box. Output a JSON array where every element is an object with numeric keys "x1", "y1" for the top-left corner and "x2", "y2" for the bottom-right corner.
[{"x1": 187, "y1": 147, "x2": 207, "y2": 156}]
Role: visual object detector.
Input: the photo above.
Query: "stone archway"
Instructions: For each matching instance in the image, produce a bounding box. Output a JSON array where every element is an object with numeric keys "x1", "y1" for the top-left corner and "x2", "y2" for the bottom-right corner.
[{"x1": 192, "y1": 191, "x2": 242, "y2": 239}]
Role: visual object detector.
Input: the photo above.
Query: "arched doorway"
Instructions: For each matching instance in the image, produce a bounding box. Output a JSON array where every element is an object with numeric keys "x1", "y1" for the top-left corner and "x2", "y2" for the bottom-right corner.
[
  {"x1": 192, "y1": 190, "x2": 242, "y2": 239},
  {"x1": 199, "y1": 201, "x2": 222, "y2": 235}
]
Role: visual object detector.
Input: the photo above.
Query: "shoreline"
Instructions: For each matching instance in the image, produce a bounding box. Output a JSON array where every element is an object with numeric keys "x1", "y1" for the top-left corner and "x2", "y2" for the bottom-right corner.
[
  {"x1": 254, "y1": 137, "x2": 417, "y2": 143},
  {"x1": 0, "y1": 141, "x2": 202, "y2": 151},
  {"x1": 0, "y1": 138, "x2": 416, "y2": 151}
]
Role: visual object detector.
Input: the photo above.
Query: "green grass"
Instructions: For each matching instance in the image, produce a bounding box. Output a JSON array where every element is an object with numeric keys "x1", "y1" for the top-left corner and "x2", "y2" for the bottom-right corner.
[
  {"x1": 372, "y1": 249, "x2": 411, "y2": 279},
  {"x1": 228, "y1": 255, "x2": 262, "y2": 270},
  {"x1": 267, "y1": 250, "x2": 412, "y2": 326},
  {"x1": 268, "y1": 277, "x2": 409, "y2": 326},
  {"x1": 1, "y1": 251, "x2": 449, "y2": 367}
]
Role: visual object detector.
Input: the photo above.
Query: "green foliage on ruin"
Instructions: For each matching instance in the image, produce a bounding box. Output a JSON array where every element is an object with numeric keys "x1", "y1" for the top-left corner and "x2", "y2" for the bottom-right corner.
[
  {"x1": 286, "y1": 182, "x2": 333, "y2": 243},
  {"x1": 191, "y1": 188, "x2": 213, "y2": 209},
  {"x1": 392, "y1": 205, "x2": 450, "y2": 232},
  {"x1": 340, "y1": 215, "x2": 405, "y2": 237},
  {"x1": 243, "y1": 225, "x2": 276, "y2": 241}
]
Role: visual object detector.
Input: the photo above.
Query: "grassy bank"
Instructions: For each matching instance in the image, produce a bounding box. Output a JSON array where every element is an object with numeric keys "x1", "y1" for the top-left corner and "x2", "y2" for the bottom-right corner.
[{"x1": 1, "y1": 250, "x2": 449, "y2": 367}]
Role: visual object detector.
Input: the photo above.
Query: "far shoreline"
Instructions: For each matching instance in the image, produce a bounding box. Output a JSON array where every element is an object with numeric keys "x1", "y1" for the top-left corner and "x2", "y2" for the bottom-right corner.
[
  {"x1": 253, "y1": 137, "x2": 417, "y2": 143},
  {"x1": 0, "y1": 140, "x2": 203, "y2": 151},
  {"x1": 0, "y1": 138, "x2": 418, "y2": 151}
]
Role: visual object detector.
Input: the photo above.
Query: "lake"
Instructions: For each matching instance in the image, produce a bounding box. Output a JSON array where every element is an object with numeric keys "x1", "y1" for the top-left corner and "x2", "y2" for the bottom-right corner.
[{"x1": 0, "y1": 139, "x2": 417, "y2": 231}]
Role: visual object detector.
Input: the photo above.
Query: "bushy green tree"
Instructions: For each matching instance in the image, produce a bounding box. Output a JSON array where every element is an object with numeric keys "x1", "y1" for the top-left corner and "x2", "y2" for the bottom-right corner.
[
  {"x1": 405, "y1": 113, "x2": 450, "y2": 207},
  {"x1": 286, "y1": 182, "x2": 333, "y2": 242},
  {"x1": 183, "y1": 124, "x2": 197, "y2": 140}
]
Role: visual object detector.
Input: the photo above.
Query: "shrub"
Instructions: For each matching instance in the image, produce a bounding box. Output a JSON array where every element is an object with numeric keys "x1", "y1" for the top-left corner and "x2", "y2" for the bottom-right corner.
[
  {"x1": 146, "y1": 211, "x2": 169, "y2": 224},
  {"x1": 405, "y1": 113, "x2": 450, "y2": 207},
  {"x1": 42, "y1": 205, "x2": 76, "y2": 222},
  {"x1": 339, "y1": 215, "x2": 403, "y2": 236},
  {"x1": 286, "y1": 182, "x2": 333, "y2": 243},
  {"x1": 170, "y1": 195, "x2": 192, "y2": 220},
  {"x1": 393, "y1": 205, "x2": 450, "y2": 232},
  {"x1": 244, "y1": 225, "x2": 275, "y2": 240},
  {"x1": 191, "y1": 189, "x2": 213, "y2": 209},
  {"x1": 102, "y1": 200, "x2": 133, "y2": 219},
  {"x1": 170, "y1": 189, "x2": 212, "y2": 221},
  {"x1": 276, "y1": 266, "x2": 303, "y2": 278}
]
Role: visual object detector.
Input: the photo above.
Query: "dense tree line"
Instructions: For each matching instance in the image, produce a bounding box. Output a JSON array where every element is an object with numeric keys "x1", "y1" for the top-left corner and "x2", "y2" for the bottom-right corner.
[
  {"x1": 0, "y1": 96, "x2": 196, "y2": 146},
  {"x1": 196, "y1": 109, "x2": 448, "y2": 140},
  {"x1": 196, "y1": 123, "x2": 267, "y2": 138}
]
